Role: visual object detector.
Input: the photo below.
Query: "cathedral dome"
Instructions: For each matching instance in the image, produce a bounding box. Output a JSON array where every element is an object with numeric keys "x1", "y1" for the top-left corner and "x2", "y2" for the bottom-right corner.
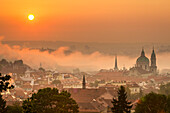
[
  {"x1": 137, "y1": 56, "x2": 149, "y2": 64},
  {"x1": 136, "y1": 48, "x2": 149, "y2": 71},
  {"x1": 136, "y1": 48, "x2": 149, "y2": 64}
]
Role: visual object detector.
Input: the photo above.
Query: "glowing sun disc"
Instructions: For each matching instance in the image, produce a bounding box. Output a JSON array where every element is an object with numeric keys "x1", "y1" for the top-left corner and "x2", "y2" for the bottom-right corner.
[{"x1": 28, "y1": 14, "x2": 35, "y2": 20}]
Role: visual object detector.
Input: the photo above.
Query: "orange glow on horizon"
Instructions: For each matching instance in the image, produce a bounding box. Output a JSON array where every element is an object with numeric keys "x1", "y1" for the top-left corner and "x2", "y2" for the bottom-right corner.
[{"x1": 0, "y1": 0, "x2": 170, "y2": 42}]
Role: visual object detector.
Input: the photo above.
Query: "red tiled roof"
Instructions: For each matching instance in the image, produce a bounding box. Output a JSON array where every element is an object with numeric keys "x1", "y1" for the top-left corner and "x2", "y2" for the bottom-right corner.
[{"x1": 67, "y1": 88, "x2": 107, "y2": 103}]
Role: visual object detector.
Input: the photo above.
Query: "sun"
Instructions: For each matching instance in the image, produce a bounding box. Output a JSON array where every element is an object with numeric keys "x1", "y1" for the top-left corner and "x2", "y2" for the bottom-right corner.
[{"x1": 28, "y1": 14, "x2": 35, "y2": 21}]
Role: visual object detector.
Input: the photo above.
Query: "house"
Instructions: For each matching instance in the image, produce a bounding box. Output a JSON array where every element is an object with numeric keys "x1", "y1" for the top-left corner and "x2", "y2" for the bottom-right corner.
[{"x1": 127, "y1": 83, "x2": 141, "y2": 94}]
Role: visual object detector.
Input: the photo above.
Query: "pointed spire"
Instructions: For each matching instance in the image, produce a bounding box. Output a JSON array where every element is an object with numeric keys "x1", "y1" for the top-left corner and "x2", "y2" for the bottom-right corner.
[
  {"x1": 141, "y1": 47, "x2": 145, "y2": 57},
  {"x1": 152, "y1": 46, "x2": 155, "y2": 53},
  {"x1": 82, "y1": 75, "x2": 86, "y2": 89},
  {"x1": 151, "y1": 46, "x2": 156, "y2": 58},
  {"x1": 151, "y1": 47, "x2": 157, "y2": 73},
  {"x1": 114, "y1": 54, "x2": 118, "y2": 70}
]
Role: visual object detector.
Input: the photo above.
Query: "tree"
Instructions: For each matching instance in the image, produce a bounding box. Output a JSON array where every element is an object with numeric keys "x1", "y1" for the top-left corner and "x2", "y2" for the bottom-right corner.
[
  {"x1": 6, "y1": 102, "x2": 23, "y2": 113},
  {"x1": 135, "y1": 92, "x2": 168, "y2": 113},
  {"x1": 167, "y1": 95, "x2": 170, "y2": 113},
  {"x1": 0, "y1": 73, "x2": 14, "y2": 92},
  {"x1": 111, "y1": 86, "x2": 133, "y2": 113},
  {"x1": 0, "y1": 73, "x2": 14, "y2": 113},
  {"x1": 0, "y1": 94, "x2": 6, "y2": 113},
  {"x1": 22, "y1": 88, "x2": 79, "y2": 113},
  {"x1": 159, "y1": 82, "x2": 170, "y2": 96}
]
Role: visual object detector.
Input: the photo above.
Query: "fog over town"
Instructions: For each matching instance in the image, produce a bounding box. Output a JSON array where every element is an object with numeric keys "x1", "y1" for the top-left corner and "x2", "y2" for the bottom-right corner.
[
  {"x1": 1, "y1": 40, "x2": 170, "y2": 73},
  {"x1": 1, "y1": 0, "x2": 170, "y2": 112}
]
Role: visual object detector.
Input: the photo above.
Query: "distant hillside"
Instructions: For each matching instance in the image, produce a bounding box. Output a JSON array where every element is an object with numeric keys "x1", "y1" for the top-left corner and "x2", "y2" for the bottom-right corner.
[{"x1": 0, "y1": 59, "x2": 31, "y2": 74}]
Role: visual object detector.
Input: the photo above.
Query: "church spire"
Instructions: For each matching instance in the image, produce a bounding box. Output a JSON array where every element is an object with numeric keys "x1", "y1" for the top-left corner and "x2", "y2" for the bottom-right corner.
[
  {"x1": 114, "y1": 55, "x2": 118, "y2": 71},
  {"x1": 151, "y1": 46, "x2": 155, "y2": 57},
  {"x1": 141, "y1": 47, "x2": 145, "y2": 57},
  {"x1": 82, "y1": 75, "x2": 86, "y2": 89},
  {"x1": 150, "y1": 47, "x2": 157, "y2": 74},
  {"x1": 151, "y1": 47, "x2": 156, "y2": 66}
]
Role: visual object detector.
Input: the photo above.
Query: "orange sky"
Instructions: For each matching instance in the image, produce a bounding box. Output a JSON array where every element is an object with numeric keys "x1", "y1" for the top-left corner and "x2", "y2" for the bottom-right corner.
[{"x1": 0, "y1": 0, "x2": 170, "y2": 43}]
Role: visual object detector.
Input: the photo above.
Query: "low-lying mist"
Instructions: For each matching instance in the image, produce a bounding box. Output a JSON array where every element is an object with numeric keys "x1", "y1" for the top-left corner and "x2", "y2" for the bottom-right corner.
[{"x1": 0, "y1": 37, "x2": 170, "y2": 72}]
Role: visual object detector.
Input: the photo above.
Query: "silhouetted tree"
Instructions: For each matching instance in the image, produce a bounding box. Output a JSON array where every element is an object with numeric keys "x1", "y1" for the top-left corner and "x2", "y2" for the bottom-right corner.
[
  {"x1": 0, "y1": 73, "x2": 14, "y2": 113},
  {"x1": 111, "y1": 86, "x2": 132, "y2": 113},
  {"x1": 6, "y1": 102, "x2": 23, "y2": 113},
  {"x1": 167, "y1": 95, "x2": 170, "y2": 113},
  {"x1": 22, "y1": 88, "x2": 79, "y2": 113},
  {"x1": 135, "y1": 92, "x2": 168, "y2": 113},
  {"x1": 0, "y1": 73, "x2": 14, "y2": 92},
  {"x1": 0, "y1": 94, "x2": 6, "y2": 113}
]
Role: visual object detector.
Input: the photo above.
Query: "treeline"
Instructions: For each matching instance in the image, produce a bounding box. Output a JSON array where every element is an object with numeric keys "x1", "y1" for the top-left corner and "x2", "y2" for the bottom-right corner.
[{"x1": 111, "y1": 83, "x2": 170, "y2": 113}]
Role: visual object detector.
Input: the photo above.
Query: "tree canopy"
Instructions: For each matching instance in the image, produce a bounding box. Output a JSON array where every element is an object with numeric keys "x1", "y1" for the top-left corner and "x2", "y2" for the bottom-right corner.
[
  {"x1": 111, "y1": 86, "x2": 132, "y2": 113},
  {"x1": 22, "y1": 88, "x2": 79, "y2": 113},
  {"x1": 0, "y1": 94, "x2": 6, "y2": 113},
  {"x1": 6, "y1": 102, "x2": 22, "y2": 113},
  {"x1": 0, "y1": 73, "x2": 14, "y2": 92},
  {"x1": 159, "y1": 82, "x2": 170, "y2": 96},
  {"x1": 135, "y1": 92, "x2": 169, "y2": 113}
]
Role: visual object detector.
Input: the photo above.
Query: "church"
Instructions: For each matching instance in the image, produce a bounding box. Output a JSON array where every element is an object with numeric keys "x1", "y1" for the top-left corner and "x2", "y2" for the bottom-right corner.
[
  {"x1": 125, "y1": 48, "x2": 158, "y2": 77},
  {"x1": 136, "y1": 48, "x2": 157, "y2": 73}
]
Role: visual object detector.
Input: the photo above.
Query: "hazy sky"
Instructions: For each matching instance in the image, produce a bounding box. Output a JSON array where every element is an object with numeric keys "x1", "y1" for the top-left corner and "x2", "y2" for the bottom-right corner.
[{"x1": 0, "y1": 0, "x2": 170, "y2": 43}]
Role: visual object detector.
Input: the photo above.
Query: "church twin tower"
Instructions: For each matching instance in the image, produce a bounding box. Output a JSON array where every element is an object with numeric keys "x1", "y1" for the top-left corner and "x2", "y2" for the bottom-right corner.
[
  {"x1": 114, "y1": 47, "x2": 157, "y2": 73},
  {"x1": 150, "y1": 48, "x2": 157, "y2": 73},
  {"x1": 136, "y1": 47, "x2": 157, "y2": 73}
]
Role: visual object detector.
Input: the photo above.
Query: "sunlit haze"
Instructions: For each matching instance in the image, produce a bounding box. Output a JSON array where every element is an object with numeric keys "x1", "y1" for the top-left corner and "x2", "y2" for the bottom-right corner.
[
  {"x1": 1, "y1": 1, "x2": 170, "y2": 112},
  {"x1": 0, "y1": 0, "x2": 170, "y2": 42}
]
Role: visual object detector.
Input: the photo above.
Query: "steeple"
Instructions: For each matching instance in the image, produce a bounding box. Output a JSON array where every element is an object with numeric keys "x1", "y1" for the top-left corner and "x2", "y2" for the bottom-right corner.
[
  {"x1": 82, "y1": 75, "x2": 86, "y2": 89},
  {"x1": 114, "y1": 55, "x2": 118, "y2": 71},
  {"x1": 151, "y1": 47, "x2": 156, "y2": 58},
  {"x1": 150, "y1": 47, "x2": 157, "y2": 73},
  {"x1": 141, "y1": 48, "x2": 145, "y2": 57}
]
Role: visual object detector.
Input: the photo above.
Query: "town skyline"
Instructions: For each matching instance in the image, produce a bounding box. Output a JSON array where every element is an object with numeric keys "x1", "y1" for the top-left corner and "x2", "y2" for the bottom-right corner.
[{"x1": 0, "y1": 1, "x2": 170, "y2": 112}]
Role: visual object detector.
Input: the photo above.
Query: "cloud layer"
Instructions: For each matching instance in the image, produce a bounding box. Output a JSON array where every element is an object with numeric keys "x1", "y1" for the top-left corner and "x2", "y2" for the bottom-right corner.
[{"x1": 0, "y1": 37, "x2": 169, "y2": 72}]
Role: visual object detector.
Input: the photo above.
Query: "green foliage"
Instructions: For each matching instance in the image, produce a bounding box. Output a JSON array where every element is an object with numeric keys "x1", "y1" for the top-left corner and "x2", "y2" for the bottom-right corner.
[
  {"x1": 167, "y1": 95, "x2": 170, "y2": 113},
  {"x1": 52, "y1": 80, "x2": 61, "y2": 85},
  {"x1": 6, "y1": 102, "x2": 23, "y2": 113},
  {"x1": 159, "y1": 82, "x2": 170, "y2": 96},
  {"x1": 0, "y1": 94, "x2": 7, "y2": 113},
  {"x1": 111, "y1": 86, "x2": 132, "y2": 113},
  {"x1": 22, "y1": 88, "x2": 79, "y2": 113},
  {"x1": 135, "y1": 92, "x2": 168, "y2": 113}
]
